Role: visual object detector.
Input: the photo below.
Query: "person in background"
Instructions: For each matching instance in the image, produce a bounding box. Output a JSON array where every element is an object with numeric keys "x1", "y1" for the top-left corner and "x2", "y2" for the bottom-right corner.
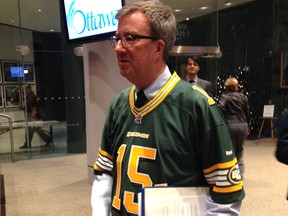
[
  {"x1": 219, "y1": 77, "x2": 250, "y2": 174},
  {"x1": 185, "y1": 56, "x2": 213, "y2": 96},
  {"x1": 275, "y1": 108, "x2": 288, "y2": 165},
  {"x1": 91, "y1": 1, "x2": 244, "y2": 215},
  {"x1": 275, "y1": 108, "x2": 288, "y2": 200},
  {"x1": 19, "y1": 85, "x2": 51, "y2": 149}
]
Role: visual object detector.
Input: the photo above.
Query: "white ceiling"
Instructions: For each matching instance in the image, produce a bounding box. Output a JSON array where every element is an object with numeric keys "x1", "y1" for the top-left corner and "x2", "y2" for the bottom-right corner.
[{"x1": 0, "y1": 0, "x2": 256, "y2": 32}]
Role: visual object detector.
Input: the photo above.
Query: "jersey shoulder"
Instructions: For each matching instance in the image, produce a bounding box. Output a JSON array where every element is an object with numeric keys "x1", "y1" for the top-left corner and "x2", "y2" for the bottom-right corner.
[{"x1": 171, "y1": 80, "x2": 215, "y2": 107}]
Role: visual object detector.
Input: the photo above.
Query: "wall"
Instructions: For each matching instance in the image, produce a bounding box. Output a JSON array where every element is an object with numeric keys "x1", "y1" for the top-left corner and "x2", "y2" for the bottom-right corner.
[
  {"x1": 84, "y1": 40, "x2": 130, "y2": 183},
  {"x1": 85, "y1": 0, "x2": 138, "y2": 184},
  {"x1": 0, "y1": 25, "x2": 34, "y2": 62},
  {"x1": 216, "y1": 0, "x2": 288, "y2": 134},
  {"x1": 168, "y1": 0, "x2": 288, "y2": 135}
]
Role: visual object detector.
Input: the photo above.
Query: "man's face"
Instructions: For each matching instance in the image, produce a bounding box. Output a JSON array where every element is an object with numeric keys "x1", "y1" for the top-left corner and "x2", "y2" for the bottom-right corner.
[
  {"x1": 186, "y1": 59, "x2": 200, "y2": 75},
  {"x1": 114, "y1": 11, "x2": 158, "y2": 86}
]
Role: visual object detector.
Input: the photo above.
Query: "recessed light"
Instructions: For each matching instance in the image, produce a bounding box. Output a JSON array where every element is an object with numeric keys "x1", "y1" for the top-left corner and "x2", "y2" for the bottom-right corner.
[
  {"x1": 174, "y1": 9, "x2": 181, "y2": 12},
  {"x1": 199, "y1": 6, "x2": 208, "y2": 10},
  {"x1": 50, "y1": 29, "x2": 54, "y2": 32},
  {"x1": 224, "y1": 1, "x2": 232, "y2": 6},
  {"x1": 38, "y1": 9, "x2": 42, "y2": 12}
]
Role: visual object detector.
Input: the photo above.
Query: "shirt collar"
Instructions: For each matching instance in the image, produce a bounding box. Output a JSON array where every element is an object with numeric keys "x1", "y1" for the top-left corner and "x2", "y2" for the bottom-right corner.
[
  {"x1": 186, "y1": 75, "x2": 198, "y2": 83},
  {"x1": 135, "y1": 66, "x2": 171, "y2": 101}
]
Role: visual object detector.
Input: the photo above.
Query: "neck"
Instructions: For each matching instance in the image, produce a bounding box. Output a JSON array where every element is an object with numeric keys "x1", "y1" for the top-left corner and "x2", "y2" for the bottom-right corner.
[
  {"x1": 136, "y1": 64, "x2": 166, "y2": 89},
  {"x1": 186, "y1": 74, "x2": 197, "y2": 81}
]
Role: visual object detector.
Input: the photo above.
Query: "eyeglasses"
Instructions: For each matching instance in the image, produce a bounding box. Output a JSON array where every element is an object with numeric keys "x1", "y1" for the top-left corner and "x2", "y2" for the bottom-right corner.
[{"x1": 110, "y1": 34, "x2": 159, "y2": 48}]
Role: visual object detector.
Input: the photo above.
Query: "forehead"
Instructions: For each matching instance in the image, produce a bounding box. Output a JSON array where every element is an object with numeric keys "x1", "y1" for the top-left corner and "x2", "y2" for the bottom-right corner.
[
  {"x1": 188, "y1": 59, "x2": 198, "y2": 65},
  {"x1": 117, "y1": 11, "x2": 151, "y2": 34}
]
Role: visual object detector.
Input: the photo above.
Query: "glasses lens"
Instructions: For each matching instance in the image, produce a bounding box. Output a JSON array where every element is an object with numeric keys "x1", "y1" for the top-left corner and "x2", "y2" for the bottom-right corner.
[
  {"x1": 123, "y1": 35, "x2": 134, "y2": 48},
  {"x1": 110, "y1": 35, "x2": 136, "y2": 48}
]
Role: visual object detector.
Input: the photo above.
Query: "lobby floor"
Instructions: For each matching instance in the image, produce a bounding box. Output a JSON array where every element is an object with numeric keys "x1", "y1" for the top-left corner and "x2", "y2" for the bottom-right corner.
[
  {"x1": 0, "y1": 138, "x2": 288, "y2": 216},
  {"x1": 0, "y1": 124, "x2": 71, "y2": 163}
]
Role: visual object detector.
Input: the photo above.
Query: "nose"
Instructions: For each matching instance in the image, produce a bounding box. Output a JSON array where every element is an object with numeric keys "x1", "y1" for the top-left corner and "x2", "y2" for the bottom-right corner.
[{"x1": 115, "y1": 40, "x2": 126, "y2": 53}]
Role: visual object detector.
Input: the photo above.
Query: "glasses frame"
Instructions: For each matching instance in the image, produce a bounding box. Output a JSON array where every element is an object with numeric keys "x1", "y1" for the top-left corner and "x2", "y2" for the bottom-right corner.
[{"x1": 110, "y1": 34, "x2": 159, "y2": 48}]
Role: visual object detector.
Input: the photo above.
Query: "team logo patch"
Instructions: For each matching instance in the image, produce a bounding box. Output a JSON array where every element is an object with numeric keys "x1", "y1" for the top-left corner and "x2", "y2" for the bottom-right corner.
[
  {"x1": 134, "y1": 114, "x2": 143, "y2": 124},
  {"x1": 228, "y1": 164, "x2": 242, "y2": 184}
]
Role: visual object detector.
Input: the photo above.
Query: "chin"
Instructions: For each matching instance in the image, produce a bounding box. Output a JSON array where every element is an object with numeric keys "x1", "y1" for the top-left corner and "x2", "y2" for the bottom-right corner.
[{"x1": 119, "y1": 69, "x2": 130, "y2": 78}]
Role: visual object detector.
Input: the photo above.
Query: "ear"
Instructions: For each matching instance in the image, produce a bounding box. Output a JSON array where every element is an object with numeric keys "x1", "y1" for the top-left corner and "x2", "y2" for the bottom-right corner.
[{"x1": 155, "y1": 39, "x2": 165, "y2": 57}]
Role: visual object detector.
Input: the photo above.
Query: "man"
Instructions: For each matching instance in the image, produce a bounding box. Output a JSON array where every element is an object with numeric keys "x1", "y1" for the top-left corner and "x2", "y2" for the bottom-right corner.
[
  {"x1": 185, "y1": 56, "x2": 213, "y2": 96},
  {"x1": 91, "y1": 1, "x2": 244, "y2": 215},
  {"x1": 19, "y1": 85, "x2": 51, "y2": 149}
]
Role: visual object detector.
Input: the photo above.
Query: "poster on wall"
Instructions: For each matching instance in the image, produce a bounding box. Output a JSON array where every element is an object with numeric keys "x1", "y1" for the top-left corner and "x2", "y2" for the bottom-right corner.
[
  {"x1": 0, "y1": 86, "x2": 3, "y2": 108},
  {"x1": 4, "y1": 85, "x2": 21, "y2": 107},
  {"x1": 280, "y1": 51, "x2": 288, "y2": 89},
  {"x1": 2, "y1": 61, "x2": 20, "y2": 83},
  {"x1": 21, "y1": 62, "x2": 35, "y2": 83}
]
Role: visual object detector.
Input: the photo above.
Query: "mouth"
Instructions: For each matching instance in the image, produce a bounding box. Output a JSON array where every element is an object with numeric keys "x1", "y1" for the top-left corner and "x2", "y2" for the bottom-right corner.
[{"x1": 118, "y1": 58, "x2": 129, "y2": 66}]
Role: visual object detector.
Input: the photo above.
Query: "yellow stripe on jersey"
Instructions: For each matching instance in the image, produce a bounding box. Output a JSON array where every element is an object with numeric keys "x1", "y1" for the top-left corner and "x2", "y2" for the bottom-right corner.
[
  {"x1": 93, "y1": 163, "x2": 107, "y2": 172},
  {"x1": 129, "y1": 72, "x2": 181, "y2": 117},
  {"x1": 213, "y1": 181, "x2": 243, "y2": 193},
  {"x1": 98, "y1": 147, "x2": 113, "y2": 160},
  {"x1": 94, "y1": 147, "x2": 113, "y2": 172},
  {"x1": 192, "y1": 85, "x2": 215, "y2": 105},
  {"x1": 203, "y1": 157, "x2": 238, "y2": 174}
]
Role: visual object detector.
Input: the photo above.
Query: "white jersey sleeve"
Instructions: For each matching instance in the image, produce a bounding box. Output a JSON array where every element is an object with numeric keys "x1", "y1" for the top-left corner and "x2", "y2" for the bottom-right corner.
[
  {"x1": 206, "y1": 196, "x2": 242, "y2": 215},
  {"x1": 91, "y1": 173, "x2": 113, "y2": 216}
]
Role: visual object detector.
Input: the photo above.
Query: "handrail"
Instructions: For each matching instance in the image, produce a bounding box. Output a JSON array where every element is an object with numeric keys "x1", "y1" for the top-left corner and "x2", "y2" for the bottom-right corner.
[{"x1": 0, "y1": 114, "x2": 15, "y2": 163}]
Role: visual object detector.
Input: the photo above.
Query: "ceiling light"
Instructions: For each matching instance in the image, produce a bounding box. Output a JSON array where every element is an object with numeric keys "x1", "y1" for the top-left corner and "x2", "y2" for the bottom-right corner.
[
  {"x1": 224, "y1": 1, "x2": 232, "y2": 6},
  {"x1": 174, "y1": 9, "x2": 181, "y2": 12},
  {"x1": 199, "y1": 6, "x2": 208, "y2": 10},
  {"x1": 170, "y1": 46, "x2": 222, "y2": 58}
]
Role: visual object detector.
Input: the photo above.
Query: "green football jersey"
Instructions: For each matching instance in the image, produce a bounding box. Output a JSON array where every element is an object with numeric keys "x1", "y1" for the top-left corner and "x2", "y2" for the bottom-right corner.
[{"x1": 94, "y1": 72, "x2": 244, "y2": 215}]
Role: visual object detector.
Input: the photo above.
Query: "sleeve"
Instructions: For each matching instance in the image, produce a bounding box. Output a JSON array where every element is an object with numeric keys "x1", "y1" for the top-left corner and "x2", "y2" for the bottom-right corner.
[
  {"x1": 195, "y1": 95, "x2": 245, "y2": 205},
  {"x1": 93, "y1": 104, "x2": 114, "y2": 175},
  {"x1": 91, "y1": 173, "x2": 113, "y2": 216},
  {"x1": 218, "y1": 94, "x2": 227, "y2": 116},
  {"x1": 207, "y1": 82, "x2": 213, "y2": 97},
  {"x1": 91, "y1": 103, "x2": 114, "y2": 215},
  {"x1": 276, "y1": 134, "x2": 288, "y2": 165},
  {"x1": 276, "y1": 109, "x2": 288, "y2": 165},
  {"x1": 243, "y1": 95, "x2": 250, "y2": 123},
  {"x1": 206, "y1": 197, "x2": 242, "y2": 216}
]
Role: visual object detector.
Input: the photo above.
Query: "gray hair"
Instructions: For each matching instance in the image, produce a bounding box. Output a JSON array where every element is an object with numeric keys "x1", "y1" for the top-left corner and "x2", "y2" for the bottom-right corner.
[{"x1": 115, "y1": 1, "x2": 176, "y2": 62}]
